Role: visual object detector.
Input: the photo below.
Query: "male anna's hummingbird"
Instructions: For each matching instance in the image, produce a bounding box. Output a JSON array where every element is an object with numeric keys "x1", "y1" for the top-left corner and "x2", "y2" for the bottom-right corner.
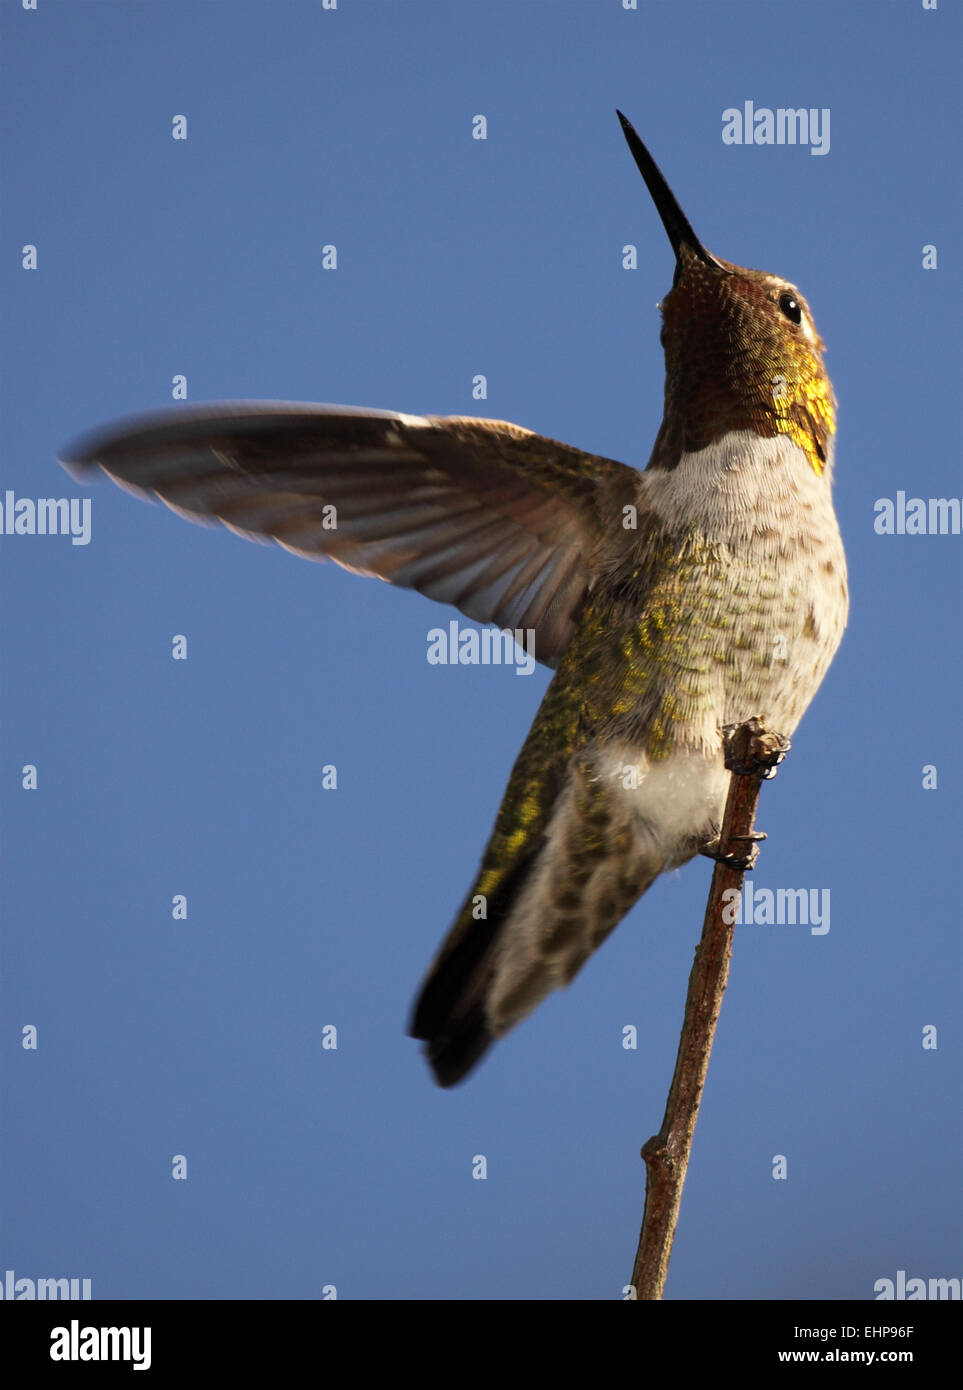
[{"x1": 61, "y1": 113, "x2": 847, "y2": 1087}]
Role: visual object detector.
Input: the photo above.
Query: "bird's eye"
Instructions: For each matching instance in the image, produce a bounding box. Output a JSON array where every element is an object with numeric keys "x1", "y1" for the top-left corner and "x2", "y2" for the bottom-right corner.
[{"x1": 779, "y1": 292, "x2": 802, "y2": 325}]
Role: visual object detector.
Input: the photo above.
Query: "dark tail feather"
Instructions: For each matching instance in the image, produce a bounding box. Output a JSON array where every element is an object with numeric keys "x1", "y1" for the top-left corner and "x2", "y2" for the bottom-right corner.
[
  {"x1": 409, "y1": 852, "x2": 537, "y2": 1087},
  {"x1": 409, "y1": 923, "x2": 500, "y2": 1086}
]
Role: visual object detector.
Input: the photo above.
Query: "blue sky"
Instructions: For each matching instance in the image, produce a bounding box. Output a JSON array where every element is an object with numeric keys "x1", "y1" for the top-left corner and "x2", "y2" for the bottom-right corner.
[{"x1": 2, "y1": 0, "x2": 960, "y2": 1301}]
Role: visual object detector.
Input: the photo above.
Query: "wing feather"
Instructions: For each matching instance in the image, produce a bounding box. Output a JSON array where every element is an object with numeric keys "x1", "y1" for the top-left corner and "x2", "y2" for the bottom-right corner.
[{"x1": 60, "y1": 401, "x2": 638, "y2": 666}]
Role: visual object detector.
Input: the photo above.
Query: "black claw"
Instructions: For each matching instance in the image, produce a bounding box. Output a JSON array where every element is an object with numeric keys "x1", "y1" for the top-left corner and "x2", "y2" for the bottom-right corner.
[
  {"x1": 704, "y1": 849, "x2": 758, "y2": 872},
  {"x1": 699, "y1": 831, "x2": 766, "y2": 873}
]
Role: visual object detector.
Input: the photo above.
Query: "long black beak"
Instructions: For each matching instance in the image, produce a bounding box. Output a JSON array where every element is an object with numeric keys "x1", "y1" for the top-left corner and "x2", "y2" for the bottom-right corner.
[{"x1": 616, "y1": 111, "x2": 726, "y2": 274}]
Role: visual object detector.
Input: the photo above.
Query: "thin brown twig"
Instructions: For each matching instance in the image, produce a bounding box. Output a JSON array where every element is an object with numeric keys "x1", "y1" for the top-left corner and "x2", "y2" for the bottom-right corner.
[{"x1": 629, "y1": 717, "x2": 790, "y2": 1300}]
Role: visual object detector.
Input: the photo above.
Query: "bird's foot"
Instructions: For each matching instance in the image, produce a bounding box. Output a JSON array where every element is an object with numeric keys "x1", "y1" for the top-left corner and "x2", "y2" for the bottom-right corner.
[
  {"x1": 721, "y1": 718, "x2": 791, "y2": 779},
  {"x1": 699, "y1": 831, "x2": 767, "y2": 873}
]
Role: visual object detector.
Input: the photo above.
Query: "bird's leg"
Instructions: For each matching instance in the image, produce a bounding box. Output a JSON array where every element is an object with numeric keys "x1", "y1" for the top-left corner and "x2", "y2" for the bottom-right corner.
[{"x1": 699, "y1": 719, "x2": 792, "y2": 869}]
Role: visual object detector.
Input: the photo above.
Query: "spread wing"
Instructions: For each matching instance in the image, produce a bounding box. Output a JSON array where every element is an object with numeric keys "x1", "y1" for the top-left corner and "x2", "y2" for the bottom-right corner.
[{"x1": 60, "y1": 402, "x2": 638, "y2": 666}]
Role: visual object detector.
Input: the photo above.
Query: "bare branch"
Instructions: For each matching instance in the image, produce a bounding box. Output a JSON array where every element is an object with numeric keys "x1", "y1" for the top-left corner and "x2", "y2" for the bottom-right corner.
[{"x1": 629, "y1": 718, "x2": 790, "y2": 1300}]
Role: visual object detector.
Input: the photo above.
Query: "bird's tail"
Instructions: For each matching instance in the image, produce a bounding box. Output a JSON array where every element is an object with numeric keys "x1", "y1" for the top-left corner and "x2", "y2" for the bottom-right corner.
[
  {"x1": 409, "y1": 745, "x2": 666, "y2": 1086},
  {"x1": 409, "y1": 851, "x2": 540, "y2": 1086}
]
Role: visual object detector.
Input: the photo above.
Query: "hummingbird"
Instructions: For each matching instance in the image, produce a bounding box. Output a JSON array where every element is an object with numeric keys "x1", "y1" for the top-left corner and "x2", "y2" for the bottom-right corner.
[{"x1": 60, "y1": 112, "x2": 847, "y2": 1087}]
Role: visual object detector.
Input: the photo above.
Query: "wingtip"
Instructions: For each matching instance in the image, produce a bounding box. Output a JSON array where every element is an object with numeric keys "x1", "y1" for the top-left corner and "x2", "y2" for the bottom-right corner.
[
  {"x1": 58, "y1": 453, "x2": 93, "y2": 480},
  {"x1": 57, "y1": 425, "x2": 105, "y2": 474},
  {"x1": 57, "y1": 400, "x2": 430, "y2": 475}
]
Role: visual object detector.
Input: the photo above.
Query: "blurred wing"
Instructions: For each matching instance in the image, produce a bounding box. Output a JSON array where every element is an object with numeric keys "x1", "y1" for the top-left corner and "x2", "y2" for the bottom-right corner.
[{"x1": 60, "y1": 402, "x2": 638, "y2": 666}]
